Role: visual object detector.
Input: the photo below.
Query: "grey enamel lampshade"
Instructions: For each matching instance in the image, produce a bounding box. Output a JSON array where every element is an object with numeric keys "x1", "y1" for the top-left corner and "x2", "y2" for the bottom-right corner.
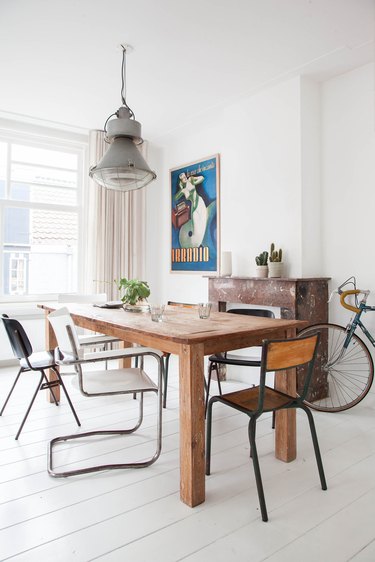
[{"x1": 89, "y1": 108, "x2": 157, "y2": 192}]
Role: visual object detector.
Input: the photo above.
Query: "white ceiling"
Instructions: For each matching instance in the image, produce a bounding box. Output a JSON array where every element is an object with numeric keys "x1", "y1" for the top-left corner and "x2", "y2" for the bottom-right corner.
[{"x1": 0, "y1": 0, "x2": 373, "y2": 142}]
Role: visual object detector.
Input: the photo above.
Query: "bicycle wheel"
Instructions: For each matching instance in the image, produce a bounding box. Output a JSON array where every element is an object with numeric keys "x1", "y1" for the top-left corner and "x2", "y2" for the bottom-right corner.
[{"x1": 298, "y1": 323, "x2": 374, "y2": 412}]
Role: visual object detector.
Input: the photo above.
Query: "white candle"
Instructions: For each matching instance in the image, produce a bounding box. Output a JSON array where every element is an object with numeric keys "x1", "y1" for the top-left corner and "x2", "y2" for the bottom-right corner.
[{"x1": 221, "y1": 251, "x2": 232, "y2": 276}]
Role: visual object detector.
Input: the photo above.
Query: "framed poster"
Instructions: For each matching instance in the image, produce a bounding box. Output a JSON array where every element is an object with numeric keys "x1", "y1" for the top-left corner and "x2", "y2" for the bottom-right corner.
[{"x1": 170, "y1": 154, "x2": 220, "y2": 273}]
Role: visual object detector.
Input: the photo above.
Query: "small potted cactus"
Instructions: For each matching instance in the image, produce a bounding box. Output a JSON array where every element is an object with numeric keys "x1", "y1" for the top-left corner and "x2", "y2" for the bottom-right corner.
[
  {"x1": 268, "y1": 243, "x2": 283, "y2": 278},
  {"x1": 255, "y1": 250, "x2": 269, "y2": 278}
]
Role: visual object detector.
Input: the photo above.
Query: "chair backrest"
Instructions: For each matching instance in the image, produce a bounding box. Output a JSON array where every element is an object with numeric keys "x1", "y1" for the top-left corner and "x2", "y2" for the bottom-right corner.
[
  {"x1": 1, "y1": 314, "x2": 33, "y2": 360},
  {"x1": 227, "y1": 308, "x2": 275, "y2": 318},
  {"x1": 257, "y1": 333, "x2": 320, "y2": 411},
  {"x1": 58, "y1": 293, "x2": 108, "y2": 304},
  {"x1": 47, "y1": 307, "x2": 82, "y2": 359},
  {"x1": 167, "y1": 301, "x2": 198, "y2": 309}
]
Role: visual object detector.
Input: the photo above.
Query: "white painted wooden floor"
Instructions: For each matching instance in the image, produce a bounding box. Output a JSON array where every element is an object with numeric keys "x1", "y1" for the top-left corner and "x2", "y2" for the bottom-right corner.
[{"x1": 1, "y1": 356, "x2": 375, "y2": 562}]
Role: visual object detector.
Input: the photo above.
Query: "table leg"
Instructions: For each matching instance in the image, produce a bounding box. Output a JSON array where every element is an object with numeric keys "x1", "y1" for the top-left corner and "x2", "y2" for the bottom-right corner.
[
  {"x1": 45, "y1": 311, "x2": 60, "y2": 403},
  {"x1": 179, "y1": 343, "x2": 205, "y2": 507},
  {"x1": 274, "y1": 327, "x2": 297, "y2": 462},
  {"x1": 118, "y1": 341, "x2": 133, "y2": 368}
]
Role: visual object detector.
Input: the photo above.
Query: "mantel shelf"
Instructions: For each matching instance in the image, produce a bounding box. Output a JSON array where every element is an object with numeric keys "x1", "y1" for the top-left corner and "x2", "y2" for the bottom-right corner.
[{"x1": 207, "y1": 276, "x2": 330, "y2": 322}]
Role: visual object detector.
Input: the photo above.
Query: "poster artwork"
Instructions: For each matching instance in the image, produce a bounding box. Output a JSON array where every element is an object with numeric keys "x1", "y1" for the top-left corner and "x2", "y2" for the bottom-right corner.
[{"x1": 170, "y1": 154, "x2": 220, "y2": 273}]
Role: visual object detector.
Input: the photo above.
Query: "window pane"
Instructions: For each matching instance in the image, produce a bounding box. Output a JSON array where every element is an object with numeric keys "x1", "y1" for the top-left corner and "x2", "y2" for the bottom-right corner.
[
  {"x1": 11, "y1": 181, "x2": 77, "y2": 205},
  {"x1": 11, "y1": 162, "x2": 77, "y2": 187},
  {"x1": 0, "y1": 142, "x2": 6, "y2": 198},
  {"x1": 12, "y1": 144, "x2": 77, "y2": 170},
  {"x1": 0, "y1": 134, "x2": 82, "y2": 298},
  {"x1": 10, "y1": 161, "x2": 77, "y2": 204},
  {"x1": 3, "y1": 207, "x2": 78, "y2": 295}
]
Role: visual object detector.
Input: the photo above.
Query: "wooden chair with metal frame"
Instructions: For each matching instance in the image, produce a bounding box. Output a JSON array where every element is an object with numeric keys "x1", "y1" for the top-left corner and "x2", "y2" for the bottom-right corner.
[
  {"x1": 47, "y1": 307, "x2": 164, "y2": 477},
  {"x1": 206, "y1": 332, "x2": 327, "y2": 522},
  {"x1": 0, "y1": 314, "x2": 81, "y2": 440},
  {"x1": 205, "y1": 308, "x2": 275, "y2": 414}
]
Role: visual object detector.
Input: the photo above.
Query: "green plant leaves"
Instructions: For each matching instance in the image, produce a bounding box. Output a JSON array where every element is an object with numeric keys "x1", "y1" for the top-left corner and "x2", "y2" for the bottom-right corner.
[{"x1": 117, "y1": 277, "x2": 151, "y2": 305}]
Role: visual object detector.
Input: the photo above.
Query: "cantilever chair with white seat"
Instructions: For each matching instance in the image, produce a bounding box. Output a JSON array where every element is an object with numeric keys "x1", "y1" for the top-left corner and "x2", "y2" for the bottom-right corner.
[
  {"x1": 47, "y1": 307, "x2": 163, "y2": 477},
  {"x1": 57, "y1": 293, "x2": 120, "y2": 349}
]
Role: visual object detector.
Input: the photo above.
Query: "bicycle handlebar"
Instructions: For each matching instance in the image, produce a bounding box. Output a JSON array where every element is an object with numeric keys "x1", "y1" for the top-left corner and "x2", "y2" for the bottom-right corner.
[
  {"x1": 340, "y1": 290, "x2": 361, "y2": 313},
  {"x1": 340, "y1": 289, "x2": 371, "y2": 313},
  {"x1": 330, "y1": 277, "x2": 371, "y2": 313}
]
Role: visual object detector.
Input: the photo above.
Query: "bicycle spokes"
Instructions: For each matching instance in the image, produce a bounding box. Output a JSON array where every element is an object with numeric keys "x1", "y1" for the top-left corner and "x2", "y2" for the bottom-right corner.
[{"x1": 300, "y1": 324, "x2": 373, "y2": 412}]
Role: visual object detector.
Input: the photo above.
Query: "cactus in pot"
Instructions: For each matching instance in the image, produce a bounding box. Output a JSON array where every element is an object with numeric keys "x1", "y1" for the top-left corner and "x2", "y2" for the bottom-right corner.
[
  {"x1": 268, "y1": 243, "x2": 284, "y2": 277},
  {"x1": 255, "y1": 251, "x2": 268, "y2": 266},
  {"x1": 269, "y1": 243, "x2": 282, "y2": 263},
  {"x1": 255, "y1": 250, "x2": 269, "y2": 278}
]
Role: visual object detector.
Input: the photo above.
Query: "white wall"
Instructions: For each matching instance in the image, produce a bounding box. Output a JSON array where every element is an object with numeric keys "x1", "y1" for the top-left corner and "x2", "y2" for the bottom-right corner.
[
  {"x1": 300, "y1": 78, "x2": 322, "y2": 276},
  {"x1": 321, "y1": 63, "x2": 375, "y2": 333},
  {"x1": 147, "y1": 63, "x2": 374, "y2": 333},
  {"x1": 146, "y1": 76, "x2": 316, "y2": 305}
]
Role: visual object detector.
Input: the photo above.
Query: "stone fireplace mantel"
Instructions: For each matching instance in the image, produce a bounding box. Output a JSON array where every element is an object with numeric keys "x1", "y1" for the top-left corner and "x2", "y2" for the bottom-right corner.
[{"x1": 207, "y1": 276, "x2": 330, "y2": 324}]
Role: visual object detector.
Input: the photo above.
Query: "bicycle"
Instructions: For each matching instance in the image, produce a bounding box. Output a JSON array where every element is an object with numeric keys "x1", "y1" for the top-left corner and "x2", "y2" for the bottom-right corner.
[{"x1": 298, "y1": 276, "x2": 375, "y2": 412}]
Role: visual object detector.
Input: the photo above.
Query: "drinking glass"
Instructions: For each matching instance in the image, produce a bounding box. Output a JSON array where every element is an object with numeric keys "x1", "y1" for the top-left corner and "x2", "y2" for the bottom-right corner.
[
  {"x1": 198, "y1": 302, "x2": 212, "y2": 319},
  {"x1": 150, "y1": 304, "x2": 165, "y2": 322}
]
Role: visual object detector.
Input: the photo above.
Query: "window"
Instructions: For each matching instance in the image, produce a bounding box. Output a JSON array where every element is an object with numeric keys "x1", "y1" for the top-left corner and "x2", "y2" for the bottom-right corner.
[{"x1": 0, "y1": 129, "x2": 86, "y2": 300}]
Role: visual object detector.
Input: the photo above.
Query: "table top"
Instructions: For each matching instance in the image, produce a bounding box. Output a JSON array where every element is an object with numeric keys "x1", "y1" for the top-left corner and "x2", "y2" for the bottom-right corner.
[{"x1": 39, "y1": 302, "x2": 307, "y2": 355}]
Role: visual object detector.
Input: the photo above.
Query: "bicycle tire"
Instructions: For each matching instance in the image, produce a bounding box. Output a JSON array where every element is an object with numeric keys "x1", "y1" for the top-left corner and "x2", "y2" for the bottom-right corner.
[{"x1": 298, "y1": 323, "x2": 374, "y2": 412}]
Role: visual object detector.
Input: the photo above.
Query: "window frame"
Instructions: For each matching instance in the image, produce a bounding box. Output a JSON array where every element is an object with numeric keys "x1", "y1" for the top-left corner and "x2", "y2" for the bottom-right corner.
[{"x1": 0, "y1": 126, "x2": 87, "y2": 303}]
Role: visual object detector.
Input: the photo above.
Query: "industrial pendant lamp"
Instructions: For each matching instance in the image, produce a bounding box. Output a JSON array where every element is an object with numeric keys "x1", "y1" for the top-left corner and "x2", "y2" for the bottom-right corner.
[{"x1": 89, "y1": 45, "x2": 156, "y2": 191}]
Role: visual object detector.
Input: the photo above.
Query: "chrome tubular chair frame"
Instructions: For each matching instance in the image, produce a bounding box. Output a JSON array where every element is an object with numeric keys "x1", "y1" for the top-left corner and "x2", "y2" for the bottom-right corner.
[{"x1": 47, "y1": 309, "x2": 163, "y2": 477}]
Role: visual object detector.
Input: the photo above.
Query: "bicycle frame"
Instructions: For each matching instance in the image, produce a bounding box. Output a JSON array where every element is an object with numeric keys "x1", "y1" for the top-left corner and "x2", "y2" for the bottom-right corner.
[
  {"x1": 326, "y1": 300, "x2": 375, "y2": 369},
  {"x1": 347, "y1": 304, "x2": 375, "y2": 347}
]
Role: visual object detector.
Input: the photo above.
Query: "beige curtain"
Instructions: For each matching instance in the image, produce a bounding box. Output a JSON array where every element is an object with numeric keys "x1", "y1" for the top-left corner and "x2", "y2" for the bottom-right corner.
[{"x1": 86, "y1": 130, "x2": 146, "y2": 300}]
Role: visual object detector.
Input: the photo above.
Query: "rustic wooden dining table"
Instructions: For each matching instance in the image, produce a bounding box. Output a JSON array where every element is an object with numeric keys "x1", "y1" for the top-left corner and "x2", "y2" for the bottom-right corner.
[{"x1": 40, "y1": 302, "x2": 306, "y2": 508}]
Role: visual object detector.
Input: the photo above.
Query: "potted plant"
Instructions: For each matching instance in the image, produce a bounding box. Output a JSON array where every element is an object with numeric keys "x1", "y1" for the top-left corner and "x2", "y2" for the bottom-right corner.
[
  {"x1": 117, "y1": 277, "x2": 151, "y2": 312},
  {"x1": 255, "y1": 251, "x2": 269, "y2": 278},
  {"x1": 268, "y1": 243, "x2": 283, "y2": 278}
]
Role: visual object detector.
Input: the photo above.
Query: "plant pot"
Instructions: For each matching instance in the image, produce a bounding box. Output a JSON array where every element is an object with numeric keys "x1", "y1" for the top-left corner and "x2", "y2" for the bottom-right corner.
[
  {"x1": 123, "y1": 301, "x2": 150, "y2": 313},
  {"x1": 268, "y1": 262, "x2": 283, "y2": 278},
  {"x1": 255, "y1": 265, "x2": 268, "y2": 278}
]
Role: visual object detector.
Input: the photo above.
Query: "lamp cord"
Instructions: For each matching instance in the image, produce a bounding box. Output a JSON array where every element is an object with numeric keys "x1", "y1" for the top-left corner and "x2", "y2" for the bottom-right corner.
[
  {"x1": 120, "y1": 45, "x2": 135, "y2": 120},
  {"x1": 103, "y1": 45, "x2": 136, "y2": 141}
]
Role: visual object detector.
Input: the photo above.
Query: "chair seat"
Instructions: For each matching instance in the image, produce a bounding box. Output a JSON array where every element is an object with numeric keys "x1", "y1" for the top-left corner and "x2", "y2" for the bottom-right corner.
[
  {"x1": 209, "y1": 352, "x2": 261, "y2": 367},
  {"x1": 72, "y1": 367, "x2": 158, "y2": 395},
  {"x1": 20, "y1": 351, "x2": 56, "y2": 370},
  {"x1": 220, "y1": 385, "x2": 295, "y2": 412}
]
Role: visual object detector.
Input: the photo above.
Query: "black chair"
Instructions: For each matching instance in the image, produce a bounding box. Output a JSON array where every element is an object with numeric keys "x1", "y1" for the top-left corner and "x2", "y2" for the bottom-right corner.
[
  {"x1": 205, "y1": 308, "x2": 275, "y2": 413},
  {"x1": 0, "y1": 314, "x2": 80, "y2": 440},
  {"x1": 206, "y1": 332, "x2": 327, "y2": 522}
]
